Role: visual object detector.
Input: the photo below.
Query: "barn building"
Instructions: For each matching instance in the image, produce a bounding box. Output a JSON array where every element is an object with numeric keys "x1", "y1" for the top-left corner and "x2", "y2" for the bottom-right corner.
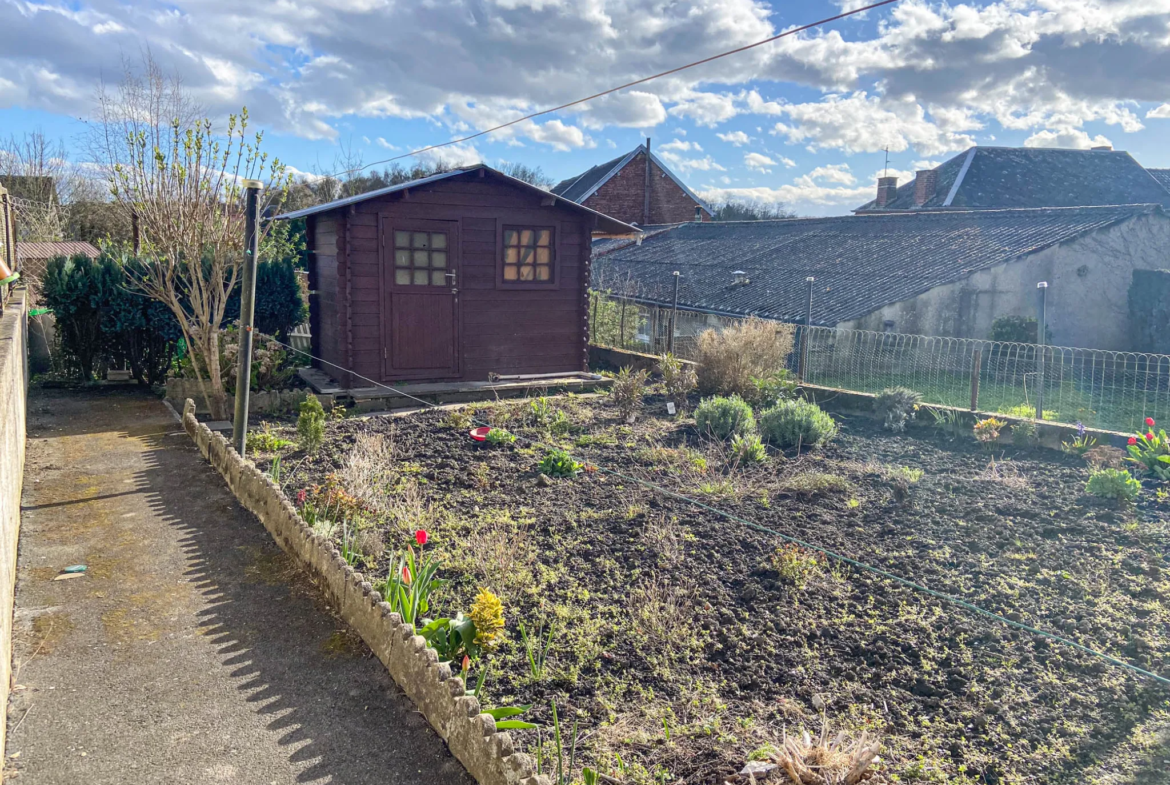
[{"x1": 277, "y1": 166, "x2": 635, "y2": 387}]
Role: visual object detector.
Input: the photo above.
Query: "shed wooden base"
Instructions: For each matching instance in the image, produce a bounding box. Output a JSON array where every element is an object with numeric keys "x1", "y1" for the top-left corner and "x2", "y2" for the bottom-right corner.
[{"x1": 298, "y1": 368, "x2": 611, "y2": 413}]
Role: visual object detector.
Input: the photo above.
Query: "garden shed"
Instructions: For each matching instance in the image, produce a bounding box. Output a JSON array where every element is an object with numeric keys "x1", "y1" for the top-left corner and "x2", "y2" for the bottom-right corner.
[{"x1": 278, "y1": 166, "x2": 635, "y2": 387}]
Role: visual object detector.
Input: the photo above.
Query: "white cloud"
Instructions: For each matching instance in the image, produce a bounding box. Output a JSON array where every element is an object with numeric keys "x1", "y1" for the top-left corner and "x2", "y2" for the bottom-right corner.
[
  {"x1": 667, "y1": 92, "x2": 739, "y2": 127},
  {"x1": 779, "y1": 156, "x2": 797, "y2": 168},
  {"x1": 376, "y1": 137, "x2": 398, "y2": 150},
  {"x1": 1148, "y1": 104, "x2": 1170, "y2": 119},
  {"x1": 1023, "y1": 129, "x2": 1114, "y2": 149},
  {"x1": 657, "y1": 150, "x2": 726, "y2": 172},
  {"x1": 521, "y1": 119, "x2": 593, "y2": 151},
  {"x1": 744, "y1": 152, "x2": 777, "y2": 172},
  {"x1": 717, "y1": 131, "x2": 751, "y2": 146},
  {"x1": 805, "y1": 163, "x2": 856, "y2": 185},
  {"x1": 699, "y1": 182, "x2": 871, "y2": 208},
  {"x1": 659, "y1": 139, "x2": 701, "y2": 153}
]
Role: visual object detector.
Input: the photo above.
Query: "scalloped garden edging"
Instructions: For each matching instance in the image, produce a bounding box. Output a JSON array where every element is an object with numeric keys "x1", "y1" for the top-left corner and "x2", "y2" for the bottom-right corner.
[{"x1": 181, "y1": 399, "x2": 549, "y2": 785}]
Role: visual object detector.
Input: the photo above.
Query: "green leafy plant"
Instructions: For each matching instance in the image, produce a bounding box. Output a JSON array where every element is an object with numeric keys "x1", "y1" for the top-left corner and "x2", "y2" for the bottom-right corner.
[
  {"x1": 297, "y1": 394, "x2": 326, "y2": 454},
  {"x1": 247, "y1": 421, "x2": 294, "y2": 452},
  {"x1": 267, "y1": 454, "x2": 282, "y2": 484},
  {"x1": 485, "y1": 704, "x2": 538, "y2": 731},
  {"x1": 745, "y1": 370, "x2": 797, "y2": 408},
  {"x1": 874, "y1": 386, "x2": 922, "y2": 433},
  {"x1": 997, "y1": 403, "x2": 1057, "y2": 421},
  {"x1": 1126, "y1": 418, "x2": 1170, "y2": 480},
  {"x1": 536, "y1": 700, "x2": 579, "y2": 785},
  {"x1": 694, "y1": 395, "x2": 757, "y2": 440},
  {"x1": 926, "y1": 406, "x2": 962, "y2": 436},
  {"x1": 419, "y1": 588, "x2": 506, "y2": 663},
  {"x1": 539, "y1": 448, "x2": 583, "y2": 478},
  {"x1": 374, "y1": 531, "x2": 446, "y2": 626},
  {"x1": 1011, "y1": 418, "x2": 1038, "y2": 446},
  {"x1": 730, "y1": 432, "x2": 767, "y2": 464},
  {"x1": 611, "y1": 366, "x2": 650, "y2": 422},
  {"x1": 658, "y1": 353, "x2": 696, "y2": 410},
  {"x1": 485, "y1": 427, "x2": 517, "y2": 446},
  {"x1": 1061, "y1": 422, "x2": 1097, "y2": 456},
  {"x1": 758, "y1": 399, "x2": 837, "y2": 450},
  {"x1": 1085, "y1": 468, "x2": 1141, "y2": 504},
  {"x1": 973, "y1": 417, "x2": 1006, "y2": 444},
  {"x1": 519, "y1": 620, "x2": 556, "y2": 680},
  {"x1": 340, "y1": 523, "x2": 360, "y2": 566}
]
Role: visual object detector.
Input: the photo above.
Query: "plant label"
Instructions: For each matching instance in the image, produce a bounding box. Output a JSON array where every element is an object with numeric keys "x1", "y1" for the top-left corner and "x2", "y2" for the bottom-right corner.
[{"x1": 666, "y1": 402, "x2": 677, "y2": 416}]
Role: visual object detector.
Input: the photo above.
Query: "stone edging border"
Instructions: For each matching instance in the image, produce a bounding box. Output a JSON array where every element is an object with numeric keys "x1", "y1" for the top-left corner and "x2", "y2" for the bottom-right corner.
[{"x1": 181, "y1": 399, "x2": 549, "y2": 785}]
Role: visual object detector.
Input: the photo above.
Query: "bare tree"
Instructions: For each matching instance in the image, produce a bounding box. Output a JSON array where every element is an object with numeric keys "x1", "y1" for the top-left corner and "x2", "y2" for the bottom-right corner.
[
  {"x1": 709, "y1": 199, "x2": 797, "y2": 221},
  {"x1": 0, "y1": 130, "x2": 69, "y2": 243},
  {"x1": 93, "y1": 55, "x2": 289, "y2": 418}
]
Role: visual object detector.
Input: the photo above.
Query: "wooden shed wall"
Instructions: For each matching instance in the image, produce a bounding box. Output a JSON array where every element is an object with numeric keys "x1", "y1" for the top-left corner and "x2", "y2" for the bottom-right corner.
[{"x1": 308, "y1": 176, "x2": 593, "y2": 384}]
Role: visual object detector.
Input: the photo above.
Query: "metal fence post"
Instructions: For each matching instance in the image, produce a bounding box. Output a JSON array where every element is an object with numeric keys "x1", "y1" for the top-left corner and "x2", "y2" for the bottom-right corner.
[
  {"x1": 800, "y1": 277, "x2": 814, "y2": 381},
  {"x1": 1036, "y1": 281, "x2": 1048, "y2": 420},
  {"x1": 668, "y1": 271, "x2": 680, "y2": 355},
  {"x1": 970, "y1": 348, "x2": 982, "y2": 411},
  {"x1": 232, "y1": 180, "x2": 263, "y2": 455}
]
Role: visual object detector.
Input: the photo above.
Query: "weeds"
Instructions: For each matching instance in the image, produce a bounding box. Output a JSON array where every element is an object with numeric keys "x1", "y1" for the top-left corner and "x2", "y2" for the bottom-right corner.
[
  {"x1": 297, "y1": 394, "x2": 326, "y2": 454},
  {"x1": 247, "y1": 421, "x2": 294, "y2": 452},
  {"x1": 485, "y1": 427, "x2": 516, "y2": 446},
  {"x1": 771, "y1": 543, "x2": 824, "y2": 588},
  {"x1": 977, "y1": 457, "x2": 1029, "y2": 489},
  {"x1": 763, "y1": 722, "x2": 882, "y2": 785},
  {"x1": 612, "y1": 367, "x2": 650, "y2": 423},
  {"x1": 520, "y1": 620, "x2": 556, "y2": 680}
]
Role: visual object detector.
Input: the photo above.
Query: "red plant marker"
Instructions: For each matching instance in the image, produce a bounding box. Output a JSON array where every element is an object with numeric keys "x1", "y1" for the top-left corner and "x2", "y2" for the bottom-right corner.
[
  {"x1": 415, "y1": 529, "x2": 428, "y2": 546},
  {"x1": 1147, "y1": 417, "x2": 1156, "y2": 427},
  {"x1": 1129, "y1": 437, "x2": 1138, "y2": 445}
]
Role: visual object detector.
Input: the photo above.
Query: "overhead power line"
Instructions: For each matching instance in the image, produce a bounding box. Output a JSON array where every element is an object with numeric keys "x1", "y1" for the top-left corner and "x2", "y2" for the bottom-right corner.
[{"x1": 320, "y1": 0, "x2": 903, "y2": 180}]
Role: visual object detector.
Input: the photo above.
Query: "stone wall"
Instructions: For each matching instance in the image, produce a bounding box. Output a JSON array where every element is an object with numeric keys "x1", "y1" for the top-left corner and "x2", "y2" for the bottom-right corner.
[
  {"x1": 167, "y1": 378, "x2": 317, "y2": 415},
  {"x1": 181, "y1": 400, "x2": 549, "y2": 785},
  {"x1": 0, "y1": 288, "x2": 28, "y2": 772}
]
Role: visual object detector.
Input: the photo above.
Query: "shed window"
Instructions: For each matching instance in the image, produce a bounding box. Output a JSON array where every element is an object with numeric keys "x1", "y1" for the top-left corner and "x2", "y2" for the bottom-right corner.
[
  {"x1": 393, "y1": 230, "x2": 448, "y2": 286},
  {"x1": 502, "y1": 227, "x2": 554, "y2": 284}
]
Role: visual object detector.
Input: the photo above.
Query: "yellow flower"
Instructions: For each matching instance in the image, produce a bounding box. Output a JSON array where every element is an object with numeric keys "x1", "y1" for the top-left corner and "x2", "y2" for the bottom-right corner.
[{"x1": 469, "y1": 588, "x2": 505, "y2": 651}]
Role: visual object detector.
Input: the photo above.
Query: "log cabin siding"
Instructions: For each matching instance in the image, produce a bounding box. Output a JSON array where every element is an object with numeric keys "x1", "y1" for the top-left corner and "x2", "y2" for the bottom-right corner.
[{"x1": 306, "y1": 173, "x2": 598, "y2": 384}]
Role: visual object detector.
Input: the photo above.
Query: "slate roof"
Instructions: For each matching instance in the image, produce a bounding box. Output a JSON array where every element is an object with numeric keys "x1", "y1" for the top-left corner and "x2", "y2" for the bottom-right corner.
[
  {"x1": 591, "y1": 205, "x2": 1163, "y2": 325},
  {"x1": 551, "y1": 146, "x2": 713, "y2": 217},
  {"x1": 16, "y1": 241, "x2": 99, "y2": 261},
  {"x1": 854, "y1": 147, "x2": 1170, "y2": 212},
  {"x1": 276, "y1": 165, "x2": 637, "y2": 234},
  {"x1": 1150, "y1": 169, "x2": 1170, "y2": 192}
]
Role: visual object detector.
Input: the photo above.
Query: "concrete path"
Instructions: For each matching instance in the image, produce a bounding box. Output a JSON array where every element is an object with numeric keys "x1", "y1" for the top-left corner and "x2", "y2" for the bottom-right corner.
[{"x1": 6, "y1": 386, "x2": 472, "y2": 785}]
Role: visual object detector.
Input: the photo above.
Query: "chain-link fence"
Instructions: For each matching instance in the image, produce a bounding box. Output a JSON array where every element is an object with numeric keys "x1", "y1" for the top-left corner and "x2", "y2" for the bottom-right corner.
[{"x1": 589, "y1": 295, "x2": 1170, "y2": 433}]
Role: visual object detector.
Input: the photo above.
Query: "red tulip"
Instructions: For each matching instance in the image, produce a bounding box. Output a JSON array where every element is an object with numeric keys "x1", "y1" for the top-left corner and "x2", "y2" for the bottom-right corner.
[
  {"x1": 415, "y1": 529, "x2": 428, "y2": 546},
  {"x1": 1146, "y1": 417, "x2": 1155, "y2": 427},
  {"x1": 295, "y1": 489, "x2": 307, "y2": 506},
  {"x1": 1148, "y1": 433, "x2": 1156, "y2": 441},
  {"x1": 462, "y1": 655, "x2": 470, "y2": 673},
  {"x1": 1129, "y1": 437, "x2": 1138, "y2": 445},
  {"x1": 402, "y1": 566, "x2": 412, "y2": 584}
]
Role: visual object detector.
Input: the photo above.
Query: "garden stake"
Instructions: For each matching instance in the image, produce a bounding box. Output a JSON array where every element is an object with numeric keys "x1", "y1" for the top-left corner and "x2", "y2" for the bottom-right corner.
[
  {"x1": 232, "y1": 179, "x2": 263, "y2": 455},
  {"x1": 1036, "y1": 281, "x2": 1048, "y2": 421}
]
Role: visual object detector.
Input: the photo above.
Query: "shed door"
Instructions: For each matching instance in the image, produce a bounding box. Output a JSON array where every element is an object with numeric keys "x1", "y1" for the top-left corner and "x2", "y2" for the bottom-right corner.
[{"x1": 381, "y1": 218, "x2": 461, "y2": 379}]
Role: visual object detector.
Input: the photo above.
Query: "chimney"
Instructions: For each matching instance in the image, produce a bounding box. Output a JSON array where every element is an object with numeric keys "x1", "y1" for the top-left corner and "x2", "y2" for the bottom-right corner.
[
  {"x1": 694, "y1": 205, "x2": 703, "y2": 222},
  {"x1": 732, "y1": 270, "x2": 749, "y2": 286},
  {"x1": 875, "y1": 176, "x2": 898, "y2": 208},
  {"x1": 913, "y1": 169, "x2": 938, "y2": 207}
]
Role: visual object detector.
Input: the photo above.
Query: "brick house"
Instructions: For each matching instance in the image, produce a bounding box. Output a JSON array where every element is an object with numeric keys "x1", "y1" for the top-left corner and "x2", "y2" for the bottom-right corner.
[{"x1": 552, "y1": 141, "x2": 713, "y2": 227}]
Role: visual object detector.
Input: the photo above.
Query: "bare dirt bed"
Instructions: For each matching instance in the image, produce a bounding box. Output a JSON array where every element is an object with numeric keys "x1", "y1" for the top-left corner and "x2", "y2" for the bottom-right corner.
[{"x1": 252, "y1": 391, "x2": 1170, "y2": 785}]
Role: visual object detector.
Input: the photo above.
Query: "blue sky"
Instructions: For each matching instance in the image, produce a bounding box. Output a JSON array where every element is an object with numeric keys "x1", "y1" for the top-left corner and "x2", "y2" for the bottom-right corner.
[{"x1": 2, "y1": 0, "x2": 1169, "y2": 216}]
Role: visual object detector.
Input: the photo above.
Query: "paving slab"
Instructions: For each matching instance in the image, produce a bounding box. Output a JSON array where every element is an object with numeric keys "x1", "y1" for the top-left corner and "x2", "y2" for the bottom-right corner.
[{"x1": 6, "y1": 386, "x2": 472, "y2": 785}]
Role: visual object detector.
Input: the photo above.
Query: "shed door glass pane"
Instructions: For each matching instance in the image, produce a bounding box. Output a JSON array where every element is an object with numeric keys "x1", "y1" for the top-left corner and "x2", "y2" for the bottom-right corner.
[
  {"x1": 393, "y1": 230, "x2": 449, "y2": 285},
  {"x1": 502, "y1": 225, "x2": 554, "y2": 285}
]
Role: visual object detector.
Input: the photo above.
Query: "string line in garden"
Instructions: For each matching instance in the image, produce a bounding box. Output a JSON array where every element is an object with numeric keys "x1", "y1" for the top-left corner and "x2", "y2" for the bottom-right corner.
[{"x1": 258, "y1": 333, "x2": 1170, "y2": 688}]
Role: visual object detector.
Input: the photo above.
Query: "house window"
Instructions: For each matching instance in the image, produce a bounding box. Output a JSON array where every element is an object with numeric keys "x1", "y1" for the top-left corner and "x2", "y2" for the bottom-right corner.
[
  {"x1": 502, "y1": 227, "x2": 554, "y2": 283},
  {"x1": 393, "y1": 230, "x2": 448, "y2": 286}
]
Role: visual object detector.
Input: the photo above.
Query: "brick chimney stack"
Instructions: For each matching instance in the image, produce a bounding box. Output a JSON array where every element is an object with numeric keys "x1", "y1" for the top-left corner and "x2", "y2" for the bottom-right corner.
[
  {"x1": 913, "y1": 169, "x2": 938, "y2": 207},
  {"x1": 875, "y1": 176, "x2": 898, "y2": 208}
]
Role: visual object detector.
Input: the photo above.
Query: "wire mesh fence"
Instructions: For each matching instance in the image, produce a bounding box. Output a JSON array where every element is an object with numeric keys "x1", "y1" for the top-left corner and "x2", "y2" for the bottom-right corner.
[{"x1": 589, "y1": 295, "x2": 1170, "y2": 433}]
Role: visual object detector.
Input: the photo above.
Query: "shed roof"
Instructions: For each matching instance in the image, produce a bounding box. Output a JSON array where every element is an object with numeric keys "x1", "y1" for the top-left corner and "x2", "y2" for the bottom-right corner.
[
  {"x1": 276, "y1": 165, "x2": 637, "y2": 233},
  {"x1": 16, "y1": 241, "x2": 99, "y2": 261},
  {"x1": 551, "y1": 145, "x2": 713, "y2": 216},
  {"x1": 592, "y1": 204, "x2": 1163, "y2": 325},
  {"x1": 854, "y1": 147, "x2": 1170, "y2": 212}
]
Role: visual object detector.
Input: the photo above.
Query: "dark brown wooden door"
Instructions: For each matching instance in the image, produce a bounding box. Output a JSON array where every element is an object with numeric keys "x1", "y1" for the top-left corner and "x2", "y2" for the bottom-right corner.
[{"x1": 381, "y1": 218, "x2": 461, "y2": 379}]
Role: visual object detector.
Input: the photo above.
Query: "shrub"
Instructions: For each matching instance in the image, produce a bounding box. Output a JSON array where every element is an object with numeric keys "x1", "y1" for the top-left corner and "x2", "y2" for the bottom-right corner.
[
  {"x1": 758, "y1": 399, "x2": 837, "y2": 450},
  {"x1": 1085, "y1": 468, "x2": 1141, "y2": 504},
  {"x1": 695, "y1": 318, "x2": 794, "y2": 396},
  {"x1": 1012, "y1": 418, "x2": 1038, "y2": 446},
  {"x1": 41, "y1": 254, "x2": 116, "y2": 381},
  {"x1": 874, "y1": 387, "x2": 921, "y2": 433},
  {"x1": 297, "y1": 394, "x2": 326, "y2": 453},
  {"x1": 973, "y1": 417, "x2": 1006, "y2": 444},
  {"x1": 103, "y1": 256, "x2": 183, "y2": 385},
  {"x1": 224, "y1": 258, "x2": 308, "y2": 340},
  {"x1": 658, "y1": 353, "x2": 696, "y2": 410},
  {"x1": 989, "y1": 315, "x2": 1051, "y2": 344},
  {"x1": 611, "y1": 366, "x2": 650, "y2": 422},
  {"x1": 539, "y1": 448, "x2": 583, "y2": 478},
  {"x1": 744, "y1": 370, "x2": 797, "y2": 409},
  {"x1": 695, "y1": 395, "x2": 756, "y2": 440},
  {"x1": 730, "y1": 432, "x2": 767, "y2": 464}
]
